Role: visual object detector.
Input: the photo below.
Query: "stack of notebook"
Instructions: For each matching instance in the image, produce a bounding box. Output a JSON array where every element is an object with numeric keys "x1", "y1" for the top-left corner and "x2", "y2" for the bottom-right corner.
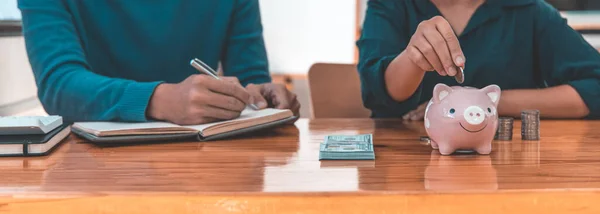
[
  {"x1": 0, "y1": 116, "x2": 70, "y2": 157},
  {"x1": 0, "y1": 107, "x2": 295, "y2": 156}
]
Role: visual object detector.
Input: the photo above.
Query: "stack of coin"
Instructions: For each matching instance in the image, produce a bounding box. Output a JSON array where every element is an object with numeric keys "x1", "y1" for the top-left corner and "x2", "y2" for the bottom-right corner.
[
  {"x1": 419, "y1": 136, "x2": 431, "y2": 146},
  {"x1": 521, "y1": 110, "x2": 540, "y2": 140},
  {"x1": 495, "y1": 117, "x2": 514, "y2": 141}
]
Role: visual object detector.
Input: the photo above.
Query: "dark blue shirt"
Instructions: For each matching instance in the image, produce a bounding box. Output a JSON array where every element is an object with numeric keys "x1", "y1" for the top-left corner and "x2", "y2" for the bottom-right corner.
[{"x1": 357, "y1": 0, "x2": 600, "y2": 119}]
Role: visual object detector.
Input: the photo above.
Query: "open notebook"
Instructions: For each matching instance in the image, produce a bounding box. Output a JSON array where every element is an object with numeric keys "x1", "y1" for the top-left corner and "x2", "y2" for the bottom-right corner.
[{"x1": 72, "y1": 108, "x2": 295, "y2": 144}]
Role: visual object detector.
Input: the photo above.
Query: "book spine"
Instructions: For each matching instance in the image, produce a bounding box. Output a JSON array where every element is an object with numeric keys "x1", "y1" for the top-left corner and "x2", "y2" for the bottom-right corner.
[{"x1": 22, "y1": 141, "x2": 29, "y2": 155}]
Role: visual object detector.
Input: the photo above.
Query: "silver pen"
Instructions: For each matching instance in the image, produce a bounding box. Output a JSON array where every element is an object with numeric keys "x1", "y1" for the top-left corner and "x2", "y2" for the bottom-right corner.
[{"x1": 190, "y1": 58, "x2": 260, "y2": 110}]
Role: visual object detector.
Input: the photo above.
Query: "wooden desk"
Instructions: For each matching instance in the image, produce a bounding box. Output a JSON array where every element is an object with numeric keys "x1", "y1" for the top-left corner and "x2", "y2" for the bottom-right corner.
[{"x1": 1, "y1": 119, "x2": 600, "y2": 214}]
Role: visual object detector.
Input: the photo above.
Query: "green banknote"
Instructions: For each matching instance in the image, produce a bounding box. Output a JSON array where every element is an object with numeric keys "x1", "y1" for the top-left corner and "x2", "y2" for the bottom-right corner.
[
  {"x1": 325, "y1": 134, "x2": 372, "y2": 143},
  {"x1": 319, "y1": 134, "x2": 375, "y2": 160}
]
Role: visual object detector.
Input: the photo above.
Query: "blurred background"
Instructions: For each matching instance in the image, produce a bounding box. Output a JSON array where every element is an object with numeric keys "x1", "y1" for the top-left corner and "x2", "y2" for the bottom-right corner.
[{"x1": 1, "y1": 0, "x2": 600, "y2": 118}]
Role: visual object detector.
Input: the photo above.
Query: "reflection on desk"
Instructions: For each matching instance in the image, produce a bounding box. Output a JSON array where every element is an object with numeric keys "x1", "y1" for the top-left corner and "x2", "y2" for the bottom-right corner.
[
  {"x1": 0, "y1": 119, "x2": 599, "y2": 213},
  {"x1": 425, "y1": 151, "x2": 498, "y2": 191}
]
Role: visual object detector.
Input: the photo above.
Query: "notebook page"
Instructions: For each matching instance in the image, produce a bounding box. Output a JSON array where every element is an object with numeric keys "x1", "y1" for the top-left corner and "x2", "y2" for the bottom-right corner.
[{"x1": 183, "y1": 108, "x2": 290, "y2": 132}]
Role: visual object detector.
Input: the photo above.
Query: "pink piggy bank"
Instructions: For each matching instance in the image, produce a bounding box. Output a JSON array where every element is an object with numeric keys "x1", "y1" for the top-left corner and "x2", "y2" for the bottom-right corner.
[{"x1": 424, "y1": 83, "x2": 501, "y2": 155}]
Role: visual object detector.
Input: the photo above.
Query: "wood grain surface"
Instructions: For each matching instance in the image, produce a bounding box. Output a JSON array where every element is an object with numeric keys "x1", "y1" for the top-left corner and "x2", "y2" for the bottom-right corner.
[{"x1": 0, "y1": 119, "x2": 599, "y2": 214}]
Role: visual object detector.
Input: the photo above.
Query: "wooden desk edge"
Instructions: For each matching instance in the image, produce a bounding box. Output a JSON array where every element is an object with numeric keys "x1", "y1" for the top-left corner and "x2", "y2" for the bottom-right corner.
[{"x1": 1, "y1": 191, "x2": 599, "y2": 214}]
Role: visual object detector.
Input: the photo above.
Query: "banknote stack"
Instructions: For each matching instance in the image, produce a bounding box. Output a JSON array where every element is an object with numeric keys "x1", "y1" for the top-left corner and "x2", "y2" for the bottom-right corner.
[
  {"x1": 521, "y1": 110, "x2": 540, "y2": 140},
  {"x1": 494, "y1": 117, "x2": 514, "y2": 141},
  {"x1": 319, "y1": 134, "x2": 375, "y2": 160}
]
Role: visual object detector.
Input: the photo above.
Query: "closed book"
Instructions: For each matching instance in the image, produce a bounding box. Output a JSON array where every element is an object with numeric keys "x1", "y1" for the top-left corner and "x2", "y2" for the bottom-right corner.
[{"x1": 0, "y1": 125, "x2": 70, "y2": 157}]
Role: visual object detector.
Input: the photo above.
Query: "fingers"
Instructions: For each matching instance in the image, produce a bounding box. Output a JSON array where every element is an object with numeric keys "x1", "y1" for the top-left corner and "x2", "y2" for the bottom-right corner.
[
  {"x1": 423, "y1": 27, "x2": 456, "y2": 76},
  {"x1": 291, "y1": 100, "x2": 301, "y2": 116},
  {"x1": 246, "y1": 84, "x2": 268, "y2": 109},
  {"x1": 413, "y1": 36, "x2": 446, "y2": 76},
  {"x1": 221, "y1": 76, "x2": 242, "y2": 86},
  {"x1": 196, "y1": 75, "x2": 251, "y2": 105},
  {"x1": 402, "y1": 108, "x2": 422, "y2": 120},
  {"x1": 217, "y1": 77, "x2": 270, "y2": 110},
  {"x1": 403, "y1": 110, "x2": 425, "y2": 121},
  {"x1": 406, "y1": 46, "x2": 434, "y2": 72},
  {"x1": 263, "y1": 84, "x2": 297, "y2": 111},
  {"x1": 402, "y1": 111, "x2": 413, "y2": 120},
  {"x1": 402, "y1": 102, "x2": 429, "y2": 121},
  {"x1": 433, "y1": 17, "x2": 465, "y2": 68},
  {"x1": 270, "y1": 86, "x2": 292, "y2": 109},
  {"x1": 259, "y1": 83, "x2": 301, "y2": 119},
  {"x1": 408, "y1": 16, "x2": 464, "y2": 77},
  {"x1": 411, "y1": 108, "x2": 426, "y2": 120},
  {"x1": 202, "y1": 91, "x2": 246, "y2": 112}
]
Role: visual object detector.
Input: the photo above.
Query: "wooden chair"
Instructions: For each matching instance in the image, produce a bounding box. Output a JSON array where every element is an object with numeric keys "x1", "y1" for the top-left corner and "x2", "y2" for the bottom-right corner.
[{"x1": 307, "y1": 63, "x2": 371, "y2": 118}]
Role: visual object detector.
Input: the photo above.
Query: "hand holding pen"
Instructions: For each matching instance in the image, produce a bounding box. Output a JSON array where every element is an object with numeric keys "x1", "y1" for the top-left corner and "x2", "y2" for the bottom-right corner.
[
  {"x1": 190, "y1": 58, "x2": 260, "y2": 110},
  {"x1": 145, "y1": 60, "x2": 255, "y2": 125}
]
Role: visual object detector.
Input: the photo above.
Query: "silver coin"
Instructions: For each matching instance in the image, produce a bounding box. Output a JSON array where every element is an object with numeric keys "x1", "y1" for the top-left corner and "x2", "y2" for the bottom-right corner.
[{"x1": 455, "y1": 67, "x2": 465, "y2": 84}]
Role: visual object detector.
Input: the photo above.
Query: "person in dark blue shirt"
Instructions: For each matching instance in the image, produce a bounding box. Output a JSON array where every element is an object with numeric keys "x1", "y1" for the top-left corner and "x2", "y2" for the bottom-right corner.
[
  {"x1": 357, "y1": 0, "x2": 600, "y2": 120},
  {"x1": 18, "y1": 0, "x2": 300, "y2": 124}
]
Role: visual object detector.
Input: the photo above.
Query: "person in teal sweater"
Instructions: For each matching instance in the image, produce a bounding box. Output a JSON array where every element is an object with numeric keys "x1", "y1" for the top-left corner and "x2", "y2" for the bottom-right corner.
[
  {"x1": 18, "y1": 0, "x2": 300, "y2": 125},
  {"x1": 357, "y1": 0, "x2": 600, "y2": 120}
]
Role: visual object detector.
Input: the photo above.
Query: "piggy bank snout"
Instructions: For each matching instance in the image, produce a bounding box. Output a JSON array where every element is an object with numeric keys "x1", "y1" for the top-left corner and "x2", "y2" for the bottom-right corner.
[{"x1": 463, "y1": 106, "x2": 485, "y2": 125}]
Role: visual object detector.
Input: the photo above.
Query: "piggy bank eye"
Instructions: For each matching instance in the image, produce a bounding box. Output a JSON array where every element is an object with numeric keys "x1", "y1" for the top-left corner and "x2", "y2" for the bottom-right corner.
[
  {"x1": 449, "y1": 108, "x2": 456, "y2": 114},
  {"x1": 486, "y1": 106, "x2": 496, "y2": 116}
]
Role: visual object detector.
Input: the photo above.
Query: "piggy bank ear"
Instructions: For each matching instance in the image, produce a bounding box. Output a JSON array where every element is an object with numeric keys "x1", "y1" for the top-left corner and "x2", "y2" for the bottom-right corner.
[
  {"x1": 432, "y1": 83, "x2": 453, "y2": 103},
  {"x1": 480, "y1": 85, "x2": 501, "y2": 106}
]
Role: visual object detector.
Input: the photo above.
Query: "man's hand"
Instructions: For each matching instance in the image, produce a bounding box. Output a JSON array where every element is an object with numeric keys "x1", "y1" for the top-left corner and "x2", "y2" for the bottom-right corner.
[
  {"x1": 147, "y1": 75, "x2": 251, "y2": 125},
  {"x1": 402, "y1": 102, "x2": 429, "y2": 121},
  {"x1": 245, "y1": 83, "x2": 300, "y2": 117}
]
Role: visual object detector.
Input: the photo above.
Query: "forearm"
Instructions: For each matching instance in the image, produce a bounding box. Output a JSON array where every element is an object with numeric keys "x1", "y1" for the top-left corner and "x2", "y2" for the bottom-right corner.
[
  {"x1": 37, "y1": 67, "x2": 161, "y2": 122},
  {"x1": 498, "y1": 85, "x2": 589, "y2": 119},
  {"x1": 384, "y1": 50, "x2": 426, "y2": 102}
]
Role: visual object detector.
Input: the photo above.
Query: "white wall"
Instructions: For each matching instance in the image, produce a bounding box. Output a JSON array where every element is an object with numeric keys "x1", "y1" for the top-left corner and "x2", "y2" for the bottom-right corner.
[
  {"x1": 0, "y1": 0, "x2": 31, "y2": 109},
  {"x1": 0, "y1": 37, "x2": 42, "y2": 116},
  {"x1": 0, "y1": 0, "x2": 20, "y2": 20},
  {"x1": 259, "y1": 0, "x2": 357, "y2": 74},
  {"x1": 358, "y1": 0, "x2": 367, "y2": 27},
  {"x1": 0, "y1": 1, "x2": 44, "y2": 116},
  {"x1": 0, "y1": 37, "x2": 36, "y2": 104}
]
